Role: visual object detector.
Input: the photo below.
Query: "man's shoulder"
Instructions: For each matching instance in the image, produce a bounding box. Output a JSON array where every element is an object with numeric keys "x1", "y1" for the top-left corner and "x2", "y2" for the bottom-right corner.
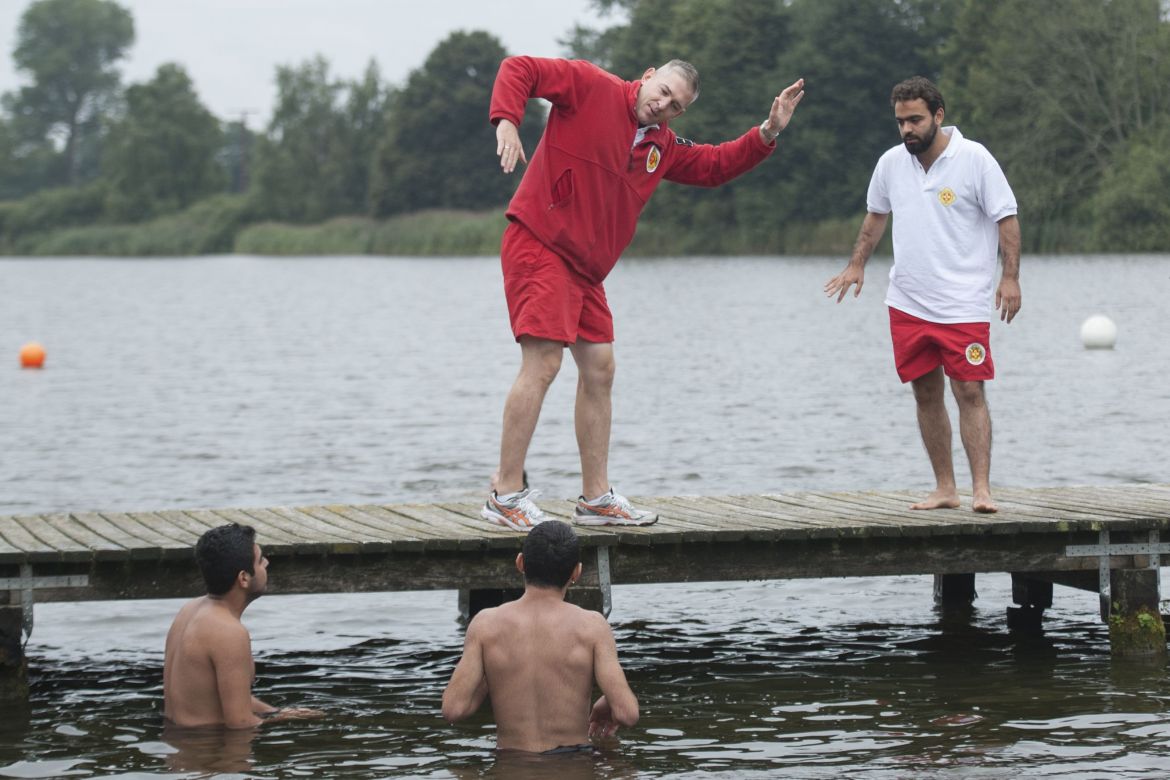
[
  {"x1": 871, "y1": 144, "x2": 909, "y2": 179},
  {"x1": 877, "y1": 144, "x2": 908, "y2": 165},
  {"x1": 558, "y1": 601, "x2": 612, "y2": 633}
]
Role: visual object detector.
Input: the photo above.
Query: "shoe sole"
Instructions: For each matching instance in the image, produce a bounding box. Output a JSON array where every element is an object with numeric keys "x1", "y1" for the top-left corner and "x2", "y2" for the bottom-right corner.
[{"x1": 572, "y1": 513, "x2": 658, "y2": 527}]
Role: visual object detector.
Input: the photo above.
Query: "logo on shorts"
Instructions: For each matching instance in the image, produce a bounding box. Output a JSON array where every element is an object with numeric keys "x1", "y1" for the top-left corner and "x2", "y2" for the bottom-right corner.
[
  {"x1": 938, "y1": 187, "x2": 956, "y2": 206},
  {"x1": 646, "y1": 145, "x2": 661, "y2": 173},
  {"x1": 965, "y1": 342, "x2": 986, "y2": 365}
]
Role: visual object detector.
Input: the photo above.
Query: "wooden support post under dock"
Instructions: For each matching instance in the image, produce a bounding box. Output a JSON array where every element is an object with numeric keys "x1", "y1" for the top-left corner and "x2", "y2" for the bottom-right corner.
[
  {"x1": 0, "y1": 593, "x2": 26, "y2": 701},
  {"x1": 1, "y1": 484, "x2": 1169, "y2": 700}
]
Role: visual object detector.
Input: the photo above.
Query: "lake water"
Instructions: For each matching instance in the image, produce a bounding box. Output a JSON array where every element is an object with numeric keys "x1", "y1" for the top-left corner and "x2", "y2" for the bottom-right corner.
[{"x1": 1, "y1": 254, "x2": 1168, "y2": 778}]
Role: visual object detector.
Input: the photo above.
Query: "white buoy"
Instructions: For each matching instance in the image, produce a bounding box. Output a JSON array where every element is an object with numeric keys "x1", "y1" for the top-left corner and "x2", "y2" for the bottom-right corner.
[{"x1": 1080, "y1": 315, "x2": 1118, "y2": 349}]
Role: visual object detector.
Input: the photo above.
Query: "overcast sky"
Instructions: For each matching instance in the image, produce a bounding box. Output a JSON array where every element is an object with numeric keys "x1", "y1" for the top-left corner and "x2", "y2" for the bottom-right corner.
[{"x1": 0, "y1": 0, "x2": 622, "y2": 127}]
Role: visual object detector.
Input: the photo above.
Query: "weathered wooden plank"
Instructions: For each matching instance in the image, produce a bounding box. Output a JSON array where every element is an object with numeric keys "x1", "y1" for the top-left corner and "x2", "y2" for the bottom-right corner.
[
  {"x1": 0, "y1": 525, "x2": 24, "y2": 560},
  {"x1": 67, "y1": 513, "x2": 161, "y2": 560},
  {"x1": 320, "y1": 506, "x2": 430, "y2": 552},
  {"x1": 380, "y1": 503, "x2": 519, "y2": 549},
  {"x1": 719, "y1": 494, "x2": 911, "y2": 537},
  {"x1": 205, "y1": 508, "x2": 328, "y2": 554},
  {"x1": 634, "y1": 498, "x2": 732, "y2": 541},
  {"x1": 121, "y1": 513, "x2": 202, "y2": 560},
  {"x1": 12, "y1": 516, "x2": 93, "y2": 562},
  {"x1": 294, "y1": 506, "x2": 402, "y2": 553},
  {"x1": 775, "y1": 491, "x2": 953, "y2": 535},
  {"x1": 2, "y1": 484, "x2": 1169, "y2": 601},
  {"x1": 801, "y1": 492, "x2": 966, "y2": 536},
  {"x1": 812, "y1": 491, "x2": 1015, "y2": 536},
  {"x1": 1009, "y1": 487, "x2": 1167, "y2": 523},
  {"x1": 1031, "y1": 483, "x2": 1166, "y2": 508},
  {"x1": 40, "y1": 513, "x2": 124, "y2": 560},
  {"x1": 350, "y1": 505, "x2": 465, "y2": 551},
  {"x1": 0, "y1": 516, "x2": 56, "y2": 561},
  {"x1": 656, "y1": 497, "x2": 824, "y2": 543},
  {"x1": 259, "y1": 507, "x2": 371, "y2": 553}
]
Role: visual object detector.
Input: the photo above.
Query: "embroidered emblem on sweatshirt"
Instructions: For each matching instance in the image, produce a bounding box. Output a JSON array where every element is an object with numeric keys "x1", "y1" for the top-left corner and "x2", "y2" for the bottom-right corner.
[
  {"x1": 646, "y1": 145, "x2": 661, "y2": 173},
  {"x1": 938, "y1": 187, "x2": 956, "y2": 206}
]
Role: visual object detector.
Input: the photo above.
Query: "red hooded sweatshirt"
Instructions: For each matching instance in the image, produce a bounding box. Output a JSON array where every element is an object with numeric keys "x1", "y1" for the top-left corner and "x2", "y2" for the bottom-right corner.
[{"x1": 490, "y1": 57, "x2": 775, "y2": 285}]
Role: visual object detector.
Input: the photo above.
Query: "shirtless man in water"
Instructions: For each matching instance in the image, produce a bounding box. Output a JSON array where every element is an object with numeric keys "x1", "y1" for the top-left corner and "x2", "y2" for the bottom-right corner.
[
  {"x1": 442, "y1": 520, "x2": 639, "y2": 752},
  {"x1": 164, "y1": 523, "x2": 318, "y2": 728}
]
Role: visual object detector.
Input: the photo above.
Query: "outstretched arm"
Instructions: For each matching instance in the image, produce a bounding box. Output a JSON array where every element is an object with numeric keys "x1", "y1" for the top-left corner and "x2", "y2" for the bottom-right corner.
[
  {"x1": 759, "y1": 78, "x2": 806, "y2": 145},
  {"x1": 995, "y1": 215, "x2": 1021, "y2": 323},
  {"x1": 825, "y1": 212, "x2": 889, "y2": 302},
  {"x1": 441, "y1": 617, "x2": 490, "y2": 723}
]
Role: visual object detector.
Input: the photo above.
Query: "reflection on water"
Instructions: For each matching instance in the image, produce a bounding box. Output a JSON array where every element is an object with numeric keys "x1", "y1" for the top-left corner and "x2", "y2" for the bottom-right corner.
[
  {"x1": 2, "y1": 255, "x2": 1169, "y2": 776},
  {"x1": 4, "y1": 577, "x2": 1169, "y2": 777}
]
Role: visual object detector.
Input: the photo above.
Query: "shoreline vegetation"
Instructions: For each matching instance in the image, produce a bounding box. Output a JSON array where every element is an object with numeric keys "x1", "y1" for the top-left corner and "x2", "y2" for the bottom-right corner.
[
  {"x1": 0, "y1": 195, "x2": 897, "y2": 258},
  {"x1": 6, "y1": 0, "x2": 1167, "y2": 259}
]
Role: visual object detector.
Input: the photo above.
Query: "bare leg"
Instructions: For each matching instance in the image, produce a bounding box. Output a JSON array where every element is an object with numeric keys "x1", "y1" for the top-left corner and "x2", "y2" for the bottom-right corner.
[
  {"x1": 568, "y1": 340, "x2": 615, "y2": 500},
  {"x1": 494, "y1": 337, "x2": 563, "y2": 495},
  {"x1": 951, "y1": 378, "x2": 997, "y2": 513},
  {"x1": 910, "y1": 367, "x2": 960, "y2": 510}
]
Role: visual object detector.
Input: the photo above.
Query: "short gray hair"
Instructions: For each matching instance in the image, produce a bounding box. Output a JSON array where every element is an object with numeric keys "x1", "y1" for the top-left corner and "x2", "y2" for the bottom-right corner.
[{"x1": 660, "y1": 59, "x2": 700, "y2": 103}]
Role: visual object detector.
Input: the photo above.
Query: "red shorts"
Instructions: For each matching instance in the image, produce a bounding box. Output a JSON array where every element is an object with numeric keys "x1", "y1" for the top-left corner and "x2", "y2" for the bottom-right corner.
[
  {"x1": 889, "y1": 307, "x2": 994, "y2": 383},
  {"x1": 500, "y1": 221, "x2": 613, "y2": 344}
]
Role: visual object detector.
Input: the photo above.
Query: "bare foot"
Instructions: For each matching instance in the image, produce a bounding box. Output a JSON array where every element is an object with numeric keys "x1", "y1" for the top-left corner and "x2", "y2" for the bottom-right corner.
[
  {"x1": 910, "y1": 490, "x2": 960, "y2": 510},
  {"x1": 972, "y1": 491, "x2": 998, "y2": 514}
]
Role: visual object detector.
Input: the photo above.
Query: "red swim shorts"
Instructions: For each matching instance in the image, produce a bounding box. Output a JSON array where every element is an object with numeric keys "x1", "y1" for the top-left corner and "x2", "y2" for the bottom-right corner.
[
  {"x1": 500, "y1": 221, "x2": 613, "y2": 344},
  {"x1": 889, "y1": 307, "x2": 994, "y2": 383}
]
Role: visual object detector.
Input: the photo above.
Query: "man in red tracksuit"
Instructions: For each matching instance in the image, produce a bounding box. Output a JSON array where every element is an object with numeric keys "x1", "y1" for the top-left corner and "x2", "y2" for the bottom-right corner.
[{"x1": 482, "y1": 56, "x2": 805, "y2": 531}]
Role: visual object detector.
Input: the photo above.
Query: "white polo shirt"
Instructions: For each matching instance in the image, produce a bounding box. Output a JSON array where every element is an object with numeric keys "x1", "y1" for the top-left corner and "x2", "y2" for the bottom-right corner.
[{"x1": 867, "y1": 126, "x2": 1017, "y2": 323}]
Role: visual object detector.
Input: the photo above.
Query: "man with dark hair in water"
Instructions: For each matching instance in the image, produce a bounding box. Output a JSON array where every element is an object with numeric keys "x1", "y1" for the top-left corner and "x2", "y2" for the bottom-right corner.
[
  {"x1": 164, "y1": 523, "x2": 319, "y2": 728},
  {"x1": 442, "y1": 520, "x2": 639, "y2": 752}
]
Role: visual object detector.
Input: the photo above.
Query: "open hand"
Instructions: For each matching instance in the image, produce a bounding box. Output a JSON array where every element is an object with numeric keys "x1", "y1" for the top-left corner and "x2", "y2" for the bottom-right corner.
[
  {"x1": 496, "y1": 119, "x2": 527, "y2": 174},
  {"x1": 762, "y1": 78, "x2": 806, "y2": 137},
  {"x1": 824, "y1": 263, "x2": 864, "y2": 302}
]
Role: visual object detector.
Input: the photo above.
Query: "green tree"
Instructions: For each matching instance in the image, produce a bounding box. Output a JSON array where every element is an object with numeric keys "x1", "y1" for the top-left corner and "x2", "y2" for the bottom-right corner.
[
  {"x1": 565, "y1": 0, "x2": 946, "y2": 249},
  {"x1": 101, "y1": 64, "x2": 224, "y2": 221},
  {"x1": 251, "y1": 56, "x2": 391, "y2": 222},
  {"x1": 6, "y1": 0, "x2": 133, "y2": 186},
  {"x1": 0, "y1": 114, "x2": 59, "y2": 199},
  {"x1": 943, "y1": 0, "x2": 1170, "y2": 244},
  {"x1": 768, "y1": 0, "x2": 947, "y2": 224},
  {"x1": 337, "y1": 61, "x2": 392, "y2": 215},
  {"x1": 1091, "y1": 121, "x2": 1170, "y2": 250},
  {"x1": 616, "y1": 0, "x2": 792, "y2": 249},
  {"x1": 369, "y1": 31, "x2": 543, "y2": 217}
]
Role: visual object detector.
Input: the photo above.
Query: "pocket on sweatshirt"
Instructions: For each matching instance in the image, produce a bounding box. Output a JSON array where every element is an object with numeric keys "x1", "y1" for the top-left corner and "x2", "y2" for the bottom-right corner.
[{"x1": 550, "y1": 168, "x2": 574, "y2": 207}]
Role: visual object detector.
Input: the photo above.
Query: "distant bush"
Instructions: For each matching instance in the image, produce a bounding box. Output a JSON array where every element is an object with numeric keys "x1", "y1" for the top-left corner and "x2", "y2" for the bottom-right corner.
[
  {"x1": 0, "y1": 183, "x2": 108, "y2": 250},
  {"x1": 235, "y1": 209, "x2": 508, "y2": 256},
  {"x1": 11, "y1": 194, "x2": 253, "y2": 256}
]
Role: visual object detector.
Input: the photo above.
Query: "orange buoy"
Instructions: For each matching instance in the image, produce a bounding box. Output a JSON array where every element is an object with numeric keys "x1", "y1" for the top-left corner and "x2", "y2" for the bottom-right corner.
[{"x1": 19, "y1": 342, "x2": 46, "y2": 368}]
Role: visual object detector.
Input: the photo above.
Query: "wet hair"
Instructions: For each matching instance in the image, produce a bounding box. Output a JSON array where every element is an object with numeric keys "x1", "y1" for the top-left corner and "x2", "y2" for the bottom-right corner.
[
  {"x1": 660, "y1": 59, "x2": 700, "y2": 103},
  {"x1": 195, "y1": 523, "x2": 257, "y2": 596},
  {"x1": 522, "y1": 521, "x2": 580, "y2": 588},
  {"x1": 891, "y1": 76, "x2": 945, "y2": 116}
]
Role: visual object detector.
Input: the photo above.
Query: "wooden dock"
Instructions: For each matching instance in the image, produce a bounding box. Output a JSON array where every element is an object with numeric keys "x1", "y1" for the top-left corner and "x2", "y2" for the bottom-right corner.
[
  {"x1": 4, "y1": 483, "x2": 1170, "y2": 697},
  {"x1": 1, "y1": 483, "x2": 1168, "y2": 599}
]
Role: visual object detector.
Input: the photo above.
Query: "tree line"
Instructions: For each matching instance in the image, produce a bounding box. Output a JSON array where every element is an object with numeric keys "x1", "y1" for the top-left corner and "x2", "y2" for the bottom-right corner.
[{"x1": 2, "y1": 0, "x2": 1168, "y2": 255}]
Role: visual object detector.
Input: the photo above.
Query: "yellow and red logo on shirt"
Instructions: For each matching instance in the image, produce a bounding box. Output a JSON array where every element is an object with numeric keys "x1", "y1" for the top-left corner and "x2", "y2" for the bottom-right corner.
[
  {"x1": 938, "y1": 187, "x2": 956, "y2": 206},
  {"x1": 965, "y1": 342, "x2": 986, "y2": 365},
  {"x1": 646, "y1": 145, "x2": 661, "y2": 173}
]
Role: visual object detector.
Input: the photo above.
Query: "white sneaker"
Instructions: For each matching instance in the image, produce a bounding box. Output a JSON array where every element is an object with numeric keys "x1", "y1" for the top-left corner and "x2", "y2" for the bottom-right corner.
[
  {"x1": 481, "y1": 487, "x2": 548, "y2": 531},
  {"x1": 573, "y1": 489, "x2": 658, "y2": 526}
]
